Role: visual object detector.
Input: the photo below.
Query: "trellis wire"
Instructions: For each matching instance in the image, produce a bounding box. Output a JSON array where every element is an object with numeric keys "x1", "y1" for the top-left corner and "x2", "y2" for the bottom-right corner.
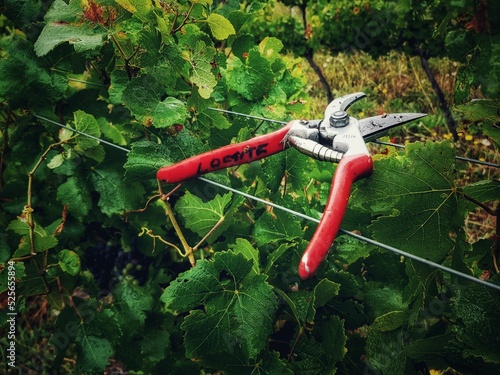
[
  {"x1": 373, "y1": 140, "x2": 500, "y2": 168},
  {"x1": 34, "y1": 114, "x2": 500, "y2": 292}
]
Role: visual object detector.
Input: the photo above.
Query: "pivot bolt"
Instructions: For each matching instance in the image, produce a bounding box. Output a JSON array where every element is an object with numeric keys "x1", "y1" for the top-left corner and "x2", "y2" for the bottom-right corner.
[{"x1": 329, "y1": 110, "x2": 349, "y2": 128}]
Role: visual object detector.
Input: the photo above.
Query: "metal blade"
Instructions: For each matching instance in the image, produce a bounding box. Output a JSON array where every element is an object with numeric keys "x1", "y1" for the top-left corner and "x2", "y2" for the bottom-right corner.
[
  {"x1": 324, "y1": 92, "x2": 366, "y2": 119},
  {"x1": 358, "y1": 112, "x2": 427, "y2": 142}
]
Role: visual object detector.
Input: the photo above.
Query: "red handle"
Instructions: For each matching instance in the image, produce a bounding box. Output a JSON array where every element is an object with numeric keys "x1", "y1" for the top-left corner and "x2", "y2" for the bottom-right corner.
[
  {"x1": 298, "y1": 153, "x2": 373, "y2": 279},
  {"x1": 157, "y1": 123, "x2": 292, "y2": 184}
]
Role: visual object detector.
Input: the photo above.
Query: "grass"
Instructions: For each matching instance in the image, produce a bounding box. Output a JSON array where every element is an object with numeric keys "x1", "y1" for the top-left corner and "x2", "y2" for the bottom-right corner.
[{"x1": 301, "y1": 50, "x2": 457, "y2": 117}]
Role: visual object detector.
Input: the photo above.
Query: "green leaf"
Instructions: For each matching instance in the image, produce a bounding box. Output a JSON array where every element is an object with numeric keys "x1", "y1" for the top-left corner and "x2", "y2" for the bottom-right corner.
[
  {"x1": 115, "y1": 281, "x2": 154, "y2": 326},
  {"x1": 57, "y1": 177, "x2": 92, "y2": 219},
  {"x1": 231, "y1": 33, "x2": 256, "y2": 61},
  {"x1": 371, "y1": 310, "x2": 407, "y2": 332},
  {"x1": 0, "y1": 236, "x2": 10, "y2": 263},
  {"x1": 0, "y1": 33, "x2": 65, "y2": 107},
  {"x1": 335, "y1": 234, "x2": 374, "y2": 264},
  {"x1": 262, "y1": 152, "x2": 286, "y2": 192},
  {"x1": 313, "y1": 278, "x2": 341, "y2": 310},
  {"x1": 264, "y1": 242, "x2": 292, "y2": 273},
  {"x1": 365, "y1": 329, "x2": 407, "y2": 374},
  {"x1": 175, "y1": 192, "x2": 232, "y2": 241},
  {"x1": 207, "y1": 13, "x2": 236, "y2": 41},
  {"x1": 259, "y1": 37, "x2": 284, "y2": 63},
  {"x1": 230, "y1": 238, "x2": 260, "y2": 274},
  {"x1": 98, "y1": 117, "x2": 128, "y2": 147},
  {"x1": 253, "y1": 210, "x2": 303, "y2": 246},
  {"x1": 47, "y1": 153, "x2": 65, "y2": 170},
  {"x1": 34, "y1": 0, "x2": 106, "y2": 56},
  {"x1": 73, "y1": 110, "x2": 101, "y2": 151},
  {"x1": 463, "y1": 180, "x2": 500, "y2": 204},
  {"x1": 197, "y1": 110, "x2": 232, "y2": 131},
  {"x1": 115, "y1": 0, "x2": 152, "y2": 19},
  {"x1": 364, "y1": 282, "x2": 406, "y2": 319},
  {"x1": 225, "y1": 48, "x2": 274, "y2": 101},
  {"x1": 124, "y1": 141, "x2": 171, "y2": 180},
  {"x1": 122, "y1": 75, "x2": 188, "y2": 128},
  {"x1": 0, "y1": 261, "x2": 25, "y2": 293},
  {"x1": 76, "y1": 335, "x2": 113, "y2": 373},
  {"x1": 455, "y1": 99, "x2": 500, "y2": 145},
  {"x1": 184, "y1": 39, "x2": 217, "y2": 99},
  {"x1": 8, "y1": 219, "x2": 59, "y2": 257},
  {"x1": 352, "y1": 141, "x2": 462, "y2": 263},
  {"x1": 90, "y1": 165, "x2": 145, "y2": 216},
  {"x1": 140, "y1": 329, "x2": 170, "y2": 363},
  {"x1": 284, "y1": 278, "x2": 340, "y2": 324},
  {"x1": 402, "y1": 334, "x2": 454, "y2": 361},
  {"x1": 451, "y1": 276, "x2": 500, "y2": 364},
  {"x1": 292, "y1": 316, "x2": 346, "y2": 374},
  {"x1": 161, "y1": 251, "x2": 277, "y2": 362},
  {"x1": 154, "y1": 97, "x2": 189, "y2": 128},
  {"x1": 58, "y1": 249, "x2": 81, "y2": 276}
]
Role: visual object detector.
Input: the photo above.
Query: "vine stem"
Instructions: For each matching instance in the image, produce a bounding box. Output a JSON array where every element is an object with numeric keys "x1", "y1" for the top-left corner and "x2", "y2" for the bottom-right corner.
[
  {"x1": 158, "y1": 181, "x2": 196, "y2": 267},
  {"x1": 26, "y1": 138, "x2": 74, "y2": 255},
  {"x1": 462, "y1": 193, "x2": 498, "y2": 216},
  {"x1": 170, "y1": 2, "x2": 195, "y2": 34},
  {"x1": 192, "y1": 216, "x2": 224, "y2": 252},
  {"x1": 138, "y1": 227, "x2": 184, "y2": 257},
  {"x1": 21, "y1": 138, "x2": 75, "y2": 294},
  {"x1": 110, "y1": 34, "x2": 141, "y2": 80}
]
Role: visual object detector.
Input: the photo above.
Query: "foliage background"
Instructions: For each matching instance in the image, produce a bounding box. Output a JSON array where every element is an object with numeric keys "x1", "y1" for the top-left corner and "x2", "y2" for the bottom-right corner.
[{"x1": 0, "y1": 0, "x2": 499, "y2": 374}]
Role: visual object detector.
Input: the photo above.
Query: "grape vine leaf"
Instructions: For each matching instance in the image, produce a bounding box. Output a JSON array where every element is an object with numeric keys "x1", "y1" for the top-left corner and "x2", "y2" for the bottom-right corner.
[
  {"x1": 139, "y1": 329, "x2": 171, "y2": 364},
  {"x1": 0, "y1": 33, "x2": 65, "y2": 108},
  {"x1": 283, "y1": 278, "x2": 340, "y2": 324},
  {"x1": 183, "y1": 39, "x2": 217, "y2": 99},
  {"x1": 115, "y1": 281, "x2": 154, "y2": 327},
  {"x1": 225, "y1": 48, "x2": 274, "y2": 101},
  {"x1": 122, "y1": 75, "x2": 188, "y2": 128},
  {"x1": 7, "y1": 219, "x2": 59, "y2": 257},
  {"x1": 207, "y1": 13, "x2": 236, "y2": 41},
  {"x1": 123, "y1": 140, "x2": 171, "y2": 180},
  {"x1": 58, "y1": 249, "x2": 81, "y2": 276},
  {"x1": 90, "y1": 165, "x2": 146, "y2": 216},
  {"x1": 175, "y1": 192, "x2": 233, "y2": 241},
  {"x1": 197, "y1": 110, "x2": 232, "y2": 131},
  {"x1": 462, "y1": 180, "x2": 500, "y2": 203},
  {"x1": 259, "y1": 37, "x2": 284, "y2": 64},
  {"x1": 229, "y1": 238, "x2": 260, "y2": 274},
  {"x1": 76, "y1": 335, "x2": 113, "y2": 373},
  {"x1": 292, "y1": 316, "x2": 346, "y2": 374},
  {"x1": 455, "y1": 99, "x2": 500, "y2": 145},
  {"x1": 365, "y1": 329, "x2": 407, "y2": 374},
  {"x1": 161, "y1": 251, "x2": 277, "y2": 363},
  {"x1": 253, "y1": 210, "x2": 303, "y2": 246},
  {"x1": 73, "y1": 110, "x2": 101, "y2": 151},
  {"x1": 57, "y1": 177, "x2": 92, "y2": 219},
  {"x1": 115, "y1": 0, "x2": 152, "y2": 19},
  {"x1": 351, "y1": 141, "x2": 463, "y2": 263},
  {"x1": 34, "y1": 0, "x2": 106, "y2": 57},
  {"x1": 451, "y1": 275, "x2": 500, "y2": 364}
]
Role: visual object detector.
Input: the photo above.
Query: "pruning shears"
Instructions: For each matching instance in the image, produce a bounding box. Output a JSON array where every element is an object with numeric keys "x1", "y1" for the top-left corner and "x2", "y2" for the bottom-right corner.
[{"x1": 157, "y1": 92, "x2": 426, "y2": 279}]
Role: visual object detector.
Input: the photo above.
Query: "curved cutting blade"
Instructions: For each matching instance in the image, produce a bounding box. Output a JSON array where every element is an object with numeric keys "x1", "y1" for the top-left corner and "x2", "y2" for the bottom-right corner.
[
  {"x1": 324, "y1": 92, "x2": 366, "y2": 119},
  {"x1": 358, "y1": 112, "x2": 427, "y2": 142}
]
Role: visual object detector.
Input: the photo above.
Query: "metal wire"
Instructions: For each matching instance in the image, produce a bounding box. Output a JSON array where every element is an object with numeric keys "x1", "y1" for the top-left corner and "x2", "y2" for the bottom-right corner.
[
  {"x1": 34, "y1": 115, "x2": 131, "y2": 153},
  {"x1": 33, "y1": 115, "x2": 500, "y2": 292},
  {"x1": 207, "y1": 107, "x2": 289, "y2": 125},
  {"x1": 373, "y1": 140, "x2": 500, "y2": 168}
]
